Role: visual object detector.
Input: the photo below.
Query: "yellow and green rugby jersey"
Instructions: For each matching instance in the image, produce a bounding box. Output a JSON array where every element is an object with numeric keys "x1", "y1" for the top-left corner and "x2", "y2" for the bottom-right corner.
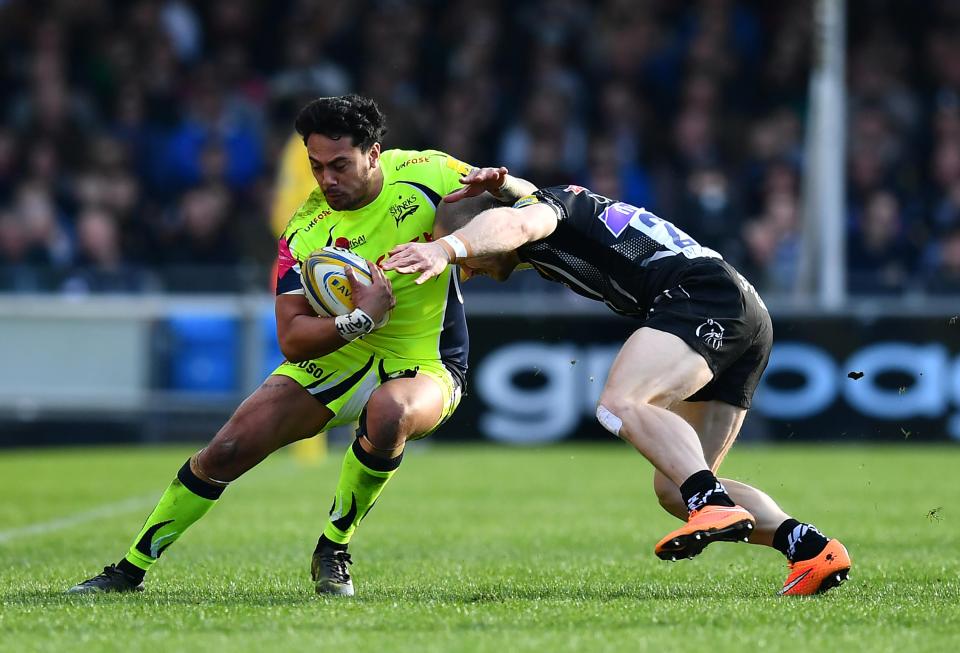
[{"x1": 275, "y1": 148, "x2": 472, "y2": 378}]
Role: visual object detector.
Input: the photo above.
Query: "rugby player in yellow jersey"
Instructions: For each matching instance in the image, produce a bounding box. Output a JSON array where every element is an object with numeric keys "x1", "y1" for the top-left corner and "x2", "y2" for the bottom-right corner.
[{"x1": 67, "y1": 94, "x2": 535, "y2": 596}]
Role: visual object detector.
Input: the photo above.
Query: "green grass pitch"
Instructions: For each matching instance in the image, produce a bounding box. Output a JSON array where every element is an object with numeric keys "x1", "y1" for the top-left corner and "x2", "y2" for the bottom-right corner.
[{"x1": 1, "y1": 443, "x2": 958, "y2": 652}]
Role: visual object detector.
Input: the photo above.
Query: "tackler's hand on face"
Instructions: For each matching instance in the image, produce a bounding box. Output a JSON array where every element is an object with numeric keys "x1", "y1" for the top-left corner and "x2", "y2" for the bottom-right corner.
[
  {"x1": 346, "y1": 263, "x2": 395, "y2": 326},
  {"x1": 442, "y1": 166, "x2": 509, "y2": 203},
  {"x1": 384, "y1": 241, "x2": 452, "y2": 285}
]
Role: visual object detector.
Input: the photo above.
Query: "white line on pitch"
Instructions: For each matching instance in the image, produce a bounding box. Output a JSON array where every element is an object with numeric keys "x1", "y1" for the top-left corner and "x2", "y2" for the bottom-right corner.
[
  {"x1": 0, "y1": 494, "x2": 157, "y2": 545},
  {"x1": 0, "y1": 451, "x2": 316, "y2": 546}
]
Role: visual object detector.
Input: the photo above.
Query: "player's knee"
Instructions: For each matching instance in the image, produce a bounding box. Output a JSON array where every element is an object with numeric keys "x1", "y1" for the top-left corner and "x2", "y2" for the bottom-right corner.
[
  {"x1": 202, "y1": 418, "x2": 251, "y2": 475},
  {"x1": 596, "y1": 389, "x2": 639, "y2": 437},
  {"x1": 595, "y1": 401, "x2": 627, "y2": 438},
  {"x1": 364, "y1": 393, "x2": 412, "y2": 448},
  {"x1": 200, "y1": 436, "x2": 240, "y2": 476}
]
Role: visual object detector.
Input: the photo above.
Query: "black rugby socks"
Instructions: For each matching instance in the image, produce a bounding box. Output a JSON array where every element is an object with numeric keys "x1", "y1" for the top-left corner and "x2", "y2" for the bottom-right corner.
[
  {"x1": 679, "y1": 470, "x2": 737, "y2": 512},
  {"x1": 773, "y1": 518, "x2": 830, "y2": 562}
]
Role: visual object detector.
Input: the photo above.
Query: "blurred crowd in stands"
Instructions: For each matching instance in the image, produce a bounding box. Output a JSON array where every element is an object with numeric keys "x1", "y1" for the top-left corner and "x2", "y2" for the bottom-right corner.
[{"x1": 2, "y1": 0, "x2": 960, "y2": 295}]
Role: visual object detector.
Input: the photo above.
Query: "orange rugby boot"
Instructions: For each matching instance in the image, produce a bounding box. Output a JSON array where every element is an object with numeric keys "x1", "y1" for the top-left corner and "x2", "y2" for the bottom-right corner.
[
  {"x1": 778, "y1": 538, "x2": 851, "y2": 596},
  {"x1": 655, "y1": 505, "x2": 755, "y2": 561}
]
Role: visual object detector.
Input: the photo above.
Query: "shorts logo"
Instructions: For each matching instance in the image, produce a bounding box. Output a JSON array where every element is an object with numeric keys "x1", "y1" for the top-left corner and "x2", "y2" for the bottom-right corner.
[
  {"x1": 295, "y1": 360, "x2": 326, "y2": 379},
  {"x1": 696, "y1": 318, "x2": 724, "y2": 350}
]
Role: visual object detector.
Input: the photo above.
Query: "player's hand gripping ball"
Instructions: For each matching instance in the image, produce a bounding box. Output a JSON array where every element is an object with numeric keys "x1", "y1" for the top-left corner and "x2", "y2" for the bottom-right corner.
[{"x1": 301, "y1": 247, "x2": 388, "y2": 327}]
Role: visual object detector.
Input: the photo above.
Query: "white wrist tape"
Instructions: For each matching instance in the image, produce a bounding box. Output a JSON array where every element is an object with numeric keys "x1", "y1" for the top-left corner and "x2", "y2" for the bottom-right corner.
[
  {"x1": 335, "y1": 308, "x2": 375, "y2": 341},
  {"x1": 440, "y1": 235, "x2": 470, "y2": 262}
]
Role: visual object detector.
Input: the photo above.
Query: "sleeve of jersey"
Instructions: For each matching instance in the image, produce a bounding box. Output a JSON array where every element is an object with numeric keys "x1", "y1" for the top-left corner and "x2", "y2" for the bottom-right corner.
[
  {"x1": 275, "y1": 235, "x2": 305, "y2": 296},
  {"x1": 427, "y1": 150, "x2": 477, "y2": 197},
  {"x1": 513, "y1": 187, "x2": 568, "y2": 222}
]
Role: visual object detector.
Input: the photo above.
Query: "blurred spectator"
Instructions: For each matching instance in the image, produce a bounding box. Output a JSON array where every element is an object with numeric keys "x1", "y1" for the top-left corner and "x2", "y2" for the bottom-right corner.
[
  {"x1": 0, "y1": 129, "x2": 19, "y2": 203},
  {"x1": 931, "y1": 180, "x2": 960, "y2": 237},
  {"x1": 160, "y1": 0, "x2": 203, "y2": 63},
  {"x1": 270, "y1": 36, "x2": 351, "y2": 104},
  {"x1": 676, "y1": 166, "x2": 742, "y2": 256},
  {"x1": 500, "y1": 86, "x2": 586, "y2": 186},
  {"x1": 923, "y1": 227, "x2": 960, "y2": 294},
  {"x1": 848, "y1": 191, "x2": 918, "y2": 294},
  {"x1": 160, "y1": 69, "x2": 264, "y2": 192},
  {"x1": 585, "y1": 133, "x2": 655, "y2": 209},
  {"x1": 741, "y1": 111, "x2": 802, "y2": 214},
  {"x1": 61, "y1": 206, "x2": 147, "y2": 293},
  {"x1": 161, "y1": 185, "x2": 237, "y2": 267},
  {"x1": 930, "y1": 140, "x2": 960, "y2": 231},
  {"x1": 740, "y1": 191, "x2": 801, "y2": 291},
  {"x1": 0, "y1": 210, "x2": 28, "y2": 267},
  {"x1": 594, "y1": 80, "x2": 647, "y2": 168},
  {"x1": 13, "y1": 183, "x2": 71, "y2": 268}
]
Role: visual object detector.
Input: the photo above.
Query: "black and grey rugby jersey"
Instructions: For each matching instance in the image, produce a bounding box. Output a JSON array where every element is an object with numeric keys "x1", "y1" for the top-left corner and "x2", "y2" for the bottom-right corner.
[{"x1": 515, "y1": 185, "x2": 723, "y2": 316}]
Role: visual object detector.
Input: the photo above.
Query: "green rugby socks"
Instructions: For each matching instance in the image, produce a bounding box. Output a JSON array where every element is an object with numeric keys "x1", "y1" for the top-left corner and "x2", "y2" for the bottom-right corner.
[
  {"x1": 117, "y1": 454, "x2": 228, "y2": 580},
  {"x1": 321, "y1": 439, "x2": 402, "y2": 546}
]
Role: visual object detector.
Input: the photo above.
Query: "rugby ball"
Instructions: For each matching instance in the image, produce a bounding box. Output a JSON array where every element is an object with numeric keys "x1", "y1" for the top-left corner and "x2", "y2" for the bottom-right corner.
[{"x1": 301, "y1": 246, "x2": 374, "y2": 317}]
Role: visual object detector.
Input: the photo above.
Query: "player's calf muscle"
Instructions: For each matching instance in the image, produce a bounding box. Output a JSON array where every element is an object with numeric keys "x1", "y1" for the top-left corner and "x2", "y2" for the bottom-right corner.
[{"x1": 653, "y1": 472, "x2": 688, "y2": 519}]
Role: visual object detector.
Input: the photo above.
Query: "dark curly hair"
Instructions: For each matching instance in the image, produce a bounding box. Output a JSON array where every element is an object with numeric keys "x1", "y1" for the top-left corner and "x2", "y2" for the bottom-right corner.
[{"x1": 294, "y1": 94, "x2": 387, "y2": 152}]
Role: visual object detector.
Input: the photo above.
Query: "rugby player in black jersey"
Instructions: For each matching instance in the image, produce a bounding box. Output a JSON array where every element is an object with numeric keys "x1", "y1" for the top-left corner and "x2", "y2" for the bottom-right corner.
[{"x1": 384, "y1": 180, "x2": 851, "y2": 596}]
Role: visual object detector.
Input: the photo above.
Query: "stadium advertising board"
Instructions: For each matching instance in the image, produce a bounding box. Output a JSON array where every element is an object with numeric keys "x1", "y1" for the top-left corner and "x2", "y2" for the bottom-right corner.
[{"x1": 443, "y1": 314, "x2": 960, "y2": 444}]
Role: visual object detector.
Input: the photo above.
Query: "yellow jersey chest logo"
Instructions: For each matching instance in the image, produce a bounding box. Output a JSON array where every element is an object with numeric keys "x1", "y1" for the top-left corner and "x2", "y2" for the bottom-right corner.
[
  {"x1": 301, "y1": 208, "x2": 334, "y2": 234},
  {"x1": 389, "y1": 193, "x2": 421, "y2": 227},
  {"x1": 333, "y1": 234, "x2": 367, "y2": 249}
]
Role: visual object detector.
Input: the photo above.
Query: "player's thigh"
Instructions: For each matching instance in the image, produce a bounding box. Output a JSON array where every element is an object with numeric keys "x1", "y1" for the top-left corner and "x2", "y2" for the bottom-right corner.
[
  {"x1": 601, "y1": 327, "x2": 714, "y2": 409},
  {"x1": 669, "y1": 399, "x2": 746, "y2": 470},
  {"x1": 365, "y1": 361, "x2": 461, "y2": 441},
  {"x1": 203, "y1": 375, "x2": 333, "y2": 472}
]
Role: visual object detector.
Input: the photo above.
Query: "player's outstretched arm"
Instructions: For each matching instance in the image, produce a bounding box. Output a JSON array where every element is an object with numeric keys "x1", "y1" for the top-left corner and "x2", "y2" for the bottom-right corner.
[
  {"x1": 443, "y1": 166, "x2": 538, "y2": 204},
  {"x1": 276, "y1": 266, "x2": 395, "y2": 361},
  {"x1": 384, "y1": 203, "x2": 558, "y2": 284}
]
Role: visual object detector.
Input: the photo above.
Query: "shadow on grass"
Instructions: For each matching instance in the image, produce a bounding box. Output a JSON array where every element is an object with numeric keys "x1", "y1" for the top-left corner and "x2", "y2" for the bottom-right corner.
[{"x1": 1, "y1": 579, "x2": 772, "y2": 609}]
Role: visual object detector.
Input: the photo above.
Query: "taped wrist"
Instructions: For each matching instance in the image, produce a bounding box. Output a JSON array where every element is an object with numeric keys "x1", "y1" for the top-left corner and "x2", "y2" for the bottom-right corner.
[
  {"x1": 491, "y1": 177, "x2": 511, "y2": 201},
  {"x1": 439, "y1": 235, "x2": 471, "y2": 263},
  {"x1": 335, "y1": 308, "x2": 375, "y2": 341}
]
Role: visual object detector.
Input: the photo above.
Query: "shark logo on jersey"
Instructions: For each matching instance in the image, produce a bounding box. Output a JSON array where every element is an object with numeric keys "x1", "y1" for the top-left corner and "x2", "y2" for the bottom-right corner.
[
  {"x1": 390, "y1": 195, "x2": 420, "y2": 226},
  {"x1": 696, "y1": 318, "x2": 725, "y2": 350}
]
